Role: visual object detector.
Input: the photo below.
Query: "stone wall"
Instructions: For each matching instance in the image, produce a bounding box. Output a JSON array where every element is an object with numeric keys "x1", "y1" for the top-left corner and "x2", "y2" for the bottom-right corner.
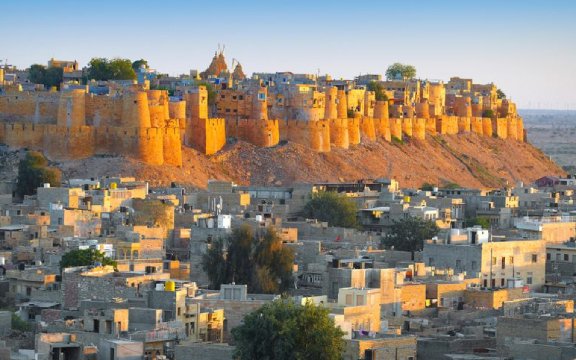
[{"x1": 0, "y1": 88, "x2": 526, "y2": 160}]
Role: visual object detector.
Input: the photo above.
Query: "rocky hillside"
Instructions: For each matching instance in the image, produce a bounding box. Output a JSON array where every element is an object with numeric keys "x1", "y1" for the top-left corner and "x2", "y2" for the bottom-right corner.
[{"x1": 47, "y1": 133, "x2": 563, "y2": 189}]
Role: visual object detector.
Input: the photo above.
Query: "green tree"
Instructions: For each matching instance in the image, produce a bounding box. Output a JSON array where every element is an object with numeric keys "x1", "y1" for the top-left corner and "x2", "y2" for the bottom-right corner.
[
  {"x1": 496, "y1": 89, "x2": 506, "y2": 99},
  {"x1": 302, "y1": 191, "x2": 358, "y2": 228},
  {"x1": 44, "y1": 67, "x2": 63, "y2": 89},
  {"x1": 227, "y1": 225, "x2": 256, "y2": 286},
  {"x1": 253, "y1": 229, "x2": 295, "y2": 293},
  {"x1": 16, "y1": 151, "x2": 61, "y2": 197},
  {"x1": 28, "y1": 64, "x2": 63, "y2": 89},
  {"x1": 385, "y1": 63, "x2": 417, "y2": 80},
  {"x1": 421, "y1": 182, "x2": 435, "y2": 191},
  {"x1": 86, "y1": 58, "x2": 111, "y2": 81},
  {"x1": 86, "y1": 58, "x2": 136, "y2": 81},
  {"x1": 109, "y1": 58, "x2": 136, "y2": 80},
  {"x1": 201, "y1": 225, "x2": 294, "y2": 293},
  {"x1": 131, "y1": 199, "x2": 174, "y2": 229},
  {"x1": 367, "y1": 81, "x2": 388, "y2": 101},
  {"x1": 131, "y1": 59, "x2": 148, "y2": 71},
  {"x1": 60, "y1": 248, "x2": 117, "y2": 270},
  {"x1": 464, "y1": 216, "x2": 491, "y2": 229},
  {"x1": 201, "y1": 238, "x2": 230, "y2": 289},
  {"x1": 232, "y1": 300, "x2": 345, "y2": 360},
  {"x1": 384, "y1": 217, "x2": 439, "y2": 255},
  {"x1": 28, "y1": 64, "x2": 47, "y2": 85}
]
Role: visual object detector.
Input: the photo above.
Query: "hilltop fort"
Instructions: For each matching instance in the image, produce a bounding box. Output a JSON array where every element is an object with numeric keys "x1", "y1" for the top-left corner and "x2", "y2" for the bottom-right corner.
[{"x1": 0, "y1": 52, "x2": 525, "y2": 169}]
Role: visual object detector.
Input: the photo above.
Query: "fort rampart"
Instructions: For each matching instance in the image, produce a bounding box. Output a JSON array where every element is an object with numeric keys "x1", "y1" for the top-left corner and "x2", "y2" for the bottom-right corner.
[{"x1": 0, "y1": 87, "x2": 525, "y2": 162}]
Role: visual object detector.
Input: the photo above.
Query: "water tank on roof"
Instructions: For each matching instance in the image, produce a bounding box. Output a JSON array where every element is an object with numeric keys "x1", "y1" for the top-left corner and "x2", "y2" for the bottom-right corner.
[{"x1": 165, "y1": 280, "x2": 175, "y2": 292}]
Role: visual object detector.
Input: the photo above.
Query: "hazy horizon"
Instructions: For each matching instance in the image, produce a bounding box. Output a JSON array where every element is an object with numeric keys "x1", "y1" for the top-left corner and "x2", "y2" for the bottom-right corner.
[{"x1": 2, "y1": 0, "x2": 575, "y2": 110}]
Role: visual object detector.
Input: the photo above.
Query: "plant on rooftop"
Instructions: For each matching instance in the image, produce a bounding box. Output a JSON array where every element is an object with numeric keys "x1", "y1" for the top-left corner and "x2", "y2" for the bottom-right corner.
[
  {"x1": 232, "y1": 300, "x2": 345, "y2": 360},
  {"x1": 496, "y1": 89, "x2": 506, "y2": 99},
  {"x1": 464, "y1": 216, "x2": 491, "y2": 229},
  {"x1": 60, "y1": 248, "x2": 117, "y2": 270}
]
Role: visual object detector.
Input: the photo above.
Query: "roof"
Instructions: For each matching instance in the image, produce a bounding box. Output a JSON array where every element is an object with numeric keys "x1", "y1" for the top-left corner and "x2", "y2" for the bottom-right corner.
[
  {"x1": 0, "y1": 225, "x2": 28, "y2": 231},
  {"x1": 361, "y1": 207, "x2": 390, "y2": 212},
  {"x1": 19, "y1": 301, "x2": 60, "y2": 308}
]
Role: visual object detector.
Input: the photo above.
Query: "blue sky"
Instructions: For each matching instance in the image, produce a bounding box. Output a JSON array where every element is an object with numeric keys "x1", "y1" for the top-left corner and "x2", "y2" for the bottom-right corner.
[{"x1": 2, "y1": 0, "x2": 575, "y2": 109}]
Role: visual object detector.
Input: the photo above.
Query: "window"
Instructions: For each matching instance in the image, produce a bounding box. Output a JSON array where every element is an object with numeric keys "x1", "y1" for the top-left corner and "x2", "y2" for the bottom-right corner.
[
  {"x1": 501, "y1": 257, "x2": 506, "y2": 269},
  {"x1": 532, "y1": 254, "x2": 538, "y2": 263},
  {"x1": 492, "y1": 257, "x2": 497, "y2": 266},
  {"x1": 527, "y1": 277, "x2": 533, "y2": 285},
  {"x1": 471, "y1": 261, "x2": 477, "y2": 271},
  {"x1": 547, "y1": 253, "x2": 551, "y2": 261},
  {"x1": 501, "y1": 278, "x2": 505, "y2": 287},
  {"x1": 345, "y1": 294, "x2": 353, "y2": 305},
  {"x1": 356, "y1": 295, "x2": 364, "y2": 305},
  {"x1": 428, "y1": 257, "x2": 434, "y2": 266},
  {"x1": 456, "y1": 260, "x2": 462, "y2": 270},
  {"x1": 564, "y1": 254, "x2": 569, "y2": 261}
]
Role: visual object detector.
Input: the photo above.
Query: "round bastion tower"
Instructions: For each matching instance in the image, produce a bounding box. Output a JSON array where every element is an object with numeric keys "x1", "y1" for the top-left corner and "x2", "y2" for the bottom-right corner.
[
  {"x1": 147, "y1": 90, "x2": 170, "y2": 128},
  {"x1": 57, "y1": 89, "x2": 86, "y2": 127},
  {"x1": 252, "y1": 83, "x2": 268, "y2": 120},
  {"x1": 324, "y1": 86, "x2": 338, "y2": 120},
  {"x1": 121, "y1": 91, "x2": 151, "y2": 128},
  {"x1": 336, "y1": 89, "x2": 348, "y2": 119}
]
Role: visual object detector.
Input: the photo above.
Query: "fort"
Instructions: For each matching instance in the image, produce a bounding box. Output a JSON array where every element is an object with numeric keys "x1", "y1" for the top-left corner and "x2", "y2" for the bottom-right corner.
[
  {"x1": 0, "y1": 55, "x2": 525, "y2": 165},
  {"x1": 0, "y1": 86, "x2": 183, "y2": 166}
]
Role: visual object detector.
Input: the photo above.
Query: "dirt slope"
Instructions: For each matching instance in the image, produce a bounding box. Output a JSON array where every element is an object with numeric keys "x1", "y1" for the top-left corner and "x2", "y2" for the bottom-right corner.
[{"x1": 52, "y1": 133, "x2": 563, "y2": 190}]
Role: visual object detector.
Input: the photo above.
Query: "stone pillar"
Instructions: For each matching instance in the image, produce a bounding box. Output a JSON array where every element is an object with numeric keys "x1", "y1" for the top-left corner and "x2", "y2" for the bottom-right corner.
[
  {"x1": 324, "y1": 86, "x2": 338, "y2": 120},
  {"x1": 337, "y1": 89, "x2": 347, "y2": 119}
]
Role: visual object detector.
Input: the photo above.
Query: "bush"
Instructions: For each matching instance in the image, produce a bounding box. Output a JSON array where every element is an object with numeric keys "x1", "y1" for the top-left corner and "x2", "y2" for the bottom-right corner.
[
  {"x1": 60, "y1": 248, "x2": 117, "y2": 270},
  {"x1": 482, "y1": 109, "x2": 494, "y2": 118},
  {"x1": 392, "y1": 136, "x2": 404, "y2": 145},
  {"x1": 12, "y1": 312, "x2": 30, "y2": 332}
]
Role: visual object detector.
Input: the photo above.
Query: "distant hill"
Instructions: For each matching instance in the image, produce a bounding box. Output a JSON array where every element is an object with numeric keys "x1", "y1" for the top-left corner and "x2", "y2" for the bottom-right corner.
[{"x1": 521, "y1": 109, "x2": 576, "y2": 171}]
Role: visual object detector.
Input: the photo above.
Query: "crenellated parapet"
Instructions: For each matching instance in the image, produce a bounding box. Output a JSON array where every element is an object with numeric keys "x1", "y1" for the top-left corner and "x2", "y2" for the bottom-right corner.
[{"x1": 0, "y1": 88, "x2": 182, "y2": 166}]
